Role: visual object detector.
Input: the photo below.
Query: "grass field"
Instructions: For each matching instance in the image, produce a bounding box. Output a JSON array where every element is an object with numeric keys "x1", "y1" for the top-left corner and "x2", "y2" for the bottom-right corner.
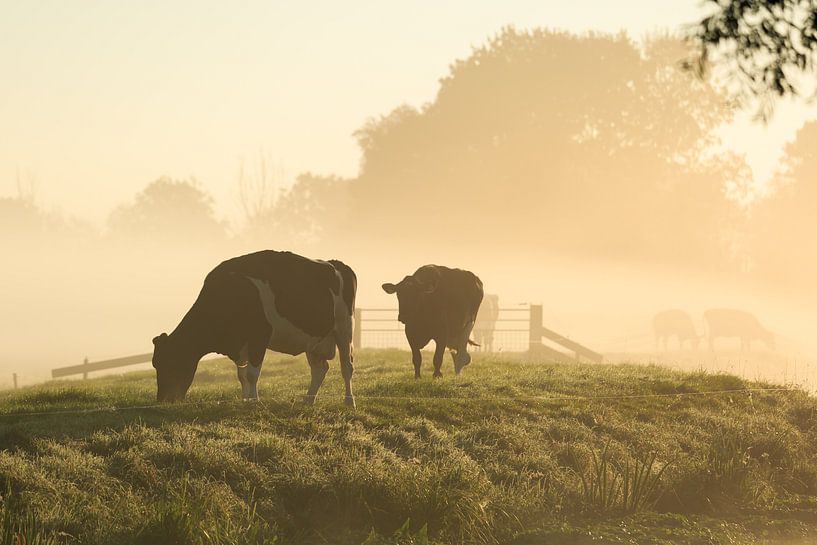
[{"x1": 0, "y1": 349, "x2": 815, "y2": 544}]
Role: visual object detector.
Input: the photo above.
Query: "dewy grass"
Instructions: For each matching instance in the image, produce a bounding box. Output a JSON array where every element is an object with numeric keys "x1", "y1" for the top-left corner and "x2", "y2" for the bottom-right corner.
[
  {"x1": 0, "y1": 349, "x2": 814, "y2": 544},
  {"x1": 1, "y1": 484, "x2": 61, "y2": 545}
]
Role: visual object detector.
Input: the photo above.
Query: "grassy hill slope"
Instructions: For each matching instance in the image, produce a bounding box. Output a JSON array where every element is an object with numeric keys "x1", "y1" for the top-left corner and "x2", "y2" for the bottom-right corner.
[{"x1": 0, "y1": 349, "x2": 815, "y2": 544}]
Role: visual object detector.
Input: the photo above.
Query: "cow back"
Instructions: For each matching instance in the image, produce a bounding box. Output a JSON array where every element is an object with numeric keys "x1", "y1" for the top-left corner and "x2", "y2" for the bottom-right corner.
[{"x1": 210, "y1": 250, "x2": 338, "y2": 337}]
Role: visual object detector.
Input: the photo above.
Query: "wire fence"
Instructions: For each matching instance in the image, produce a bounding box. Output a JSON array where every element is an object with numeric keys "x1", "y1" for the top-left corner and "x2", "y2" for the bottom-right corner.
[{"x1": 356, "y1": 306, "x2": 532, "y2": 352}]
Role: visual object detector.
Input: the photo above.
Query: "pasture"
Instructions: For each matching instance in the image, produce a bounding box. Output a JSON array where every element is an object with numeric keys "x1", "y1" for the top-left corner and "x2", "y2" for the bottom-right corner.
[{"x1": 0, "y1": 349, "x2": 815, "y2": 544}]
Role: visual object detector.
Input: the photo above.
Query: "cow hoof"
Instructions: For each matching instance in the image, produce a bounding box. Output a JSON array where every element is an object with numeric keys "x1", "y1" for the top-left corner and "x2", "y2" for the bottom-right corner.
[
  {"x1": 344, "y1": 395, "x2": 356, "y2": 408},
  {"x1": 303, "y1": 394, "x2": 317, "y2": 405},
  {"x1": 414, "y1": 374, "x2": 421, "y2": 380},
  {"x1": 243, "y1": 397, "x2": 258, "y2": 403},
  {"x1": 433, "y1": 371, "x2": 443, "y2": 378}
]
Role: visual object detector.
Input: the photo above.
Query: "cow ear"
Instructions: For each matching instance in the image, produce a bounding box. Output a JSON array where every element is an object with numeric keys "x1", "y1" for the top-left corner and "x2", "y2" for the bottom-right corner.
[
  {"x1": 153, "y1": 333, "x2": 168, "y2": 346},
  {"x1": 382, "y1": 283, "x2": 397, "y2": 294}
]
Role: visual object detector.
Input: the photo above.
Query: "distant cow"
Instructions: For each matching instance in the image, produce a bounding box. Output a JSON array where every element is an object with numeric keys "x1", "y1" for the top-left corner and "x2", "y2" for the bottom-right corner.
[
  {"x1": 653, "y1": 309, "x2": 699, "y2": 350},
  {"x1": 474, "y1": 294, "x2": 499, "y2": 352},
  {"x1": 382, "y1": 265, "x2": 483, "y2": 378},
  {"x1": 152, "y1": 250, "x2": 357, "y2": 405},
  {"x1": 703, "y1": 308, "x2": 775, "y2": 351}
]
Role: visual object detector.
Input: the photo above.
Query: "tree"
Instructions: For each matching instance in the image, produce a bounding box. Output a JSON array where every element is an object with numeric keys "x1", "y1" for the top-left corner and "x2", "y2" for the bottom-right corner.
[
  {"x1": 237, "y1": 152, "x2": 285, "y2": 230},
  {"x1": 243, "y1": 173, "x2": 350, "y2": 247},
  {"x1": 0, "y1": 195, "x2": 42, "y2": 237},
  {"x1": 689, "y1": 0, "x2": 817, "y2": 115},
  {"x1": 748, "y1": 120, "x2": 817, "y2": 287},
  {"x1": 0, "y1": 170, "x2": 41, "y2": 237},
  {"x1": 108, "y1": 177, "x2": 225, "y2": 241},
  {"x1": 349, "y1": 29, "x2": 747, "y2": 269}
]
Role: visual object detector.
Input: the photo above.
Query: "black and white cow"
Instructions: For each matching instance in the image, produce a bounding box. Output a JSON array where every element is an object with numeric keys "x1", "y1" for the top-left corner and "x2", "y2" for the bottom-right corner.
[
  {"x1": 382, "y1": 265, "x2": 483, "y2": 378},
  {"x1": 152, "y1": 250, "x2": 357, "y2": 406}
]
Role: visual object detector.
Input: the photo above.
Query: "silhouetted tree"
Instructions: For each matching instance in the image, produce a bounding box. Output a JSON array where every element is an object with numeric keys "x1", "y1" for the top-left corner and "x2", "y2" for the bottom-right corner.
[
  {"x1": 243, "y1": 173, "x2": 350, "y2": 247},
  {"x1": 108, "y1": 177, "x2": 225, "y2": 241},
  {"x1": 748, "y1": 120, "x2": 817, "y2": 287},
  {"x1": 351, "y1": 29, "x2": 747, "y2": 268},
  {"x1": 0, "y1": 196, "x2": 42, "y2": 236},
  {"x1": 689, "y1": 0, "x2": 817, "y2": 115},
  {"x1": 237, "y1": 153, "x2": 285, "y2": 229}
]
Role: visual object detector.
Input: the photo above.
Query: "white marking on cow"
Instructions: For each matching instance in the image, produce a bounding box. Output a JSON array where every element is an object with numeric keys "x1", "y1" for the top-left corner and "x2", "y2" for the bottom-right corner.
[{"x1": 246, "y1": 275, "x2": 341, "y2": 361}]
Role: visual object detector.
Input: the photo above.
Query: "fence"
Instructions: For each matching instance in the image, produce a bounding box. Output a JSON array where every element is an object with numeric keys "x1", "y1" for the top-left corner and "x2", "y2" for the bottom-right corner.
[
  {"x1": 52, "y1": 353, "x2": 153, "y2": 380},
  {"x1": 50, "y1": 304, "x2": 602, "y2": 379},
  {"x1": 354, "y1": 304, "x2": 602, "y2": 363}
]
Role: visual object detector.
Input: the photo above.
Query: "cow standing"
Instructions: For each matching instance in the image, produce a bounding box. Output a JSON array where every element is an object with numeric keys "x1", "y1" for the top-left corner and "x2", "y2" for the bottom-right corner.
[
  {"x1": 653, "y1": 309, "x2": 699, "y2": 351},
  {"x1": 703, "y1": 308, "x2": 775, "y2": 352},
  {"x1": 382, "y1": 265, "x2": 483, "y2": 378},
  {"x1": 474, "y1": 294, "x2": 499, "y2": 352},
  {"x1": 152, "y1": 250, "x2": 357, "y2": 406}
]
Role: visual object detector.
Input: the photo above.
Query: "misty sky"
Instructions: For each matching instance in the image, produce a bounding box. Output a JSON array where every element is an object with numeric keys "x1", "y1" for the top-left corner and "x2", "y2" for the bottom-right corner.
[{"x1": 2, "y1": 0, "x2": 815, "y2": 225}]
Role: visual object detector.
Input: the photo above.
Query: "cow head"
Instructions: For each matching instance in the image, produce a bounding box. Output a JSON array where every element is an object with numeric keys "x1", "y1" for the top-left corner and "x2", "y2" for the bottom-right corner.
[
  {"x1": 382, "y1": 274, "x2": 438, "y2": 324},
  {"x1": 152, "y1": 333, "x2": 197, "y2": 402}
]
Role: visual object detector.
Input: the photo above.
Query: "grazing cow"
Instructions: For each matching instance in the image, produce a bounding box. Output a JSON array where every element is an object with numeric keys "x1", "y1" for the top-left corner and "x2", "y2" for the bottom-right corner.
[
  {"x1": 152, "y1": 250, "x2": 357, "y2": 406},
  {"x1": 703, "y1": 308, "x2": 775, "y2": 352},
  {"x1": 474, "y1": 294, "x2": 500, "y2": 352},
  {"x1": 653, "y1": 309, "x2": 699, "y2": 351},
  {"x1": 382, "y1": 265, "x2": 483, "y2": 378}
]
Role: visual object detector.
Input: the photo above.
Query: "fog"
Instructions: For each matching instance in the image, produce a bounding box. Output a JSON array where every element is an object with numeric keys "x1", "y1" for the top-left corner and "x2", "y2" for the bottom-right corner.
[{"x1": 1, "y1": 27, "x2": 816, "y2": 391}]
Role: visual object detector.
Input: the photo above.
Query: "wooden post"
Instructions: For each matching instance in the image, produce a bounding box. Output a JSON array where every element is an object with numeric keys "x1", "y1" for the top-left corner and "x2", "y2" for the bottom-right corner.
[
  {"x1": 12, "y1": 373, "x2": 17, "y2": 389},
  {"x1": 353, "y1": 308, "x2": 362, "y2": 351},
  {"x1": 82, "y1": 357, "x2": 89, "y2": 380},
  {"x1": 529, "y1": 304, "x2": 543, "y2": 352}
]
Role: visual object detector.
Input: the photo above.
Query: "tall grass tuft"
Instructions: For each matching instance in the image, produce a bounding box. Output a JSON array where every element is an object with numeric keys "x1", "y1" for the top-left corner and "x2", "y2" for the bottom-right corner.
[
  {"x1": 576, "y1": 440, "x2": 621, "y2": 512},
  {"x1": 1, "y1": 489, "x2": 60, "y2": 545},
  {"x1": 574, "y1": 440, "x2": 673, "y2": 513},
  {"x1": 620, "y1": 451, "x2": 673, "y2": 513}
]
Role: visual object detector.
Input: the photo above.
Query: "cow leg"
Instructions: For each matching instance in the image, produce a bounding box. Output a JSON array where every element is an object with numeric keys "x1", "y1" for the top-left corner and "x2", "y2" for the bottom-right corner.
[
  {"x1": 237, "y1": 364, "x2": 259, "y2": 401},
  {"x1": 241, "y1": 364, "x2": 262, "y2": 401},
  {"x1": 240, "y1": 330, "x2": 268, "y2": 401},
  {"x1": 433, "y1": 339, "x2": 446, "y2": 378},
  {"x1": 410, "y1": 344, "x2": 423, "y2": 379},
  {"x1": 304, "y1": 351, "x2": 329, "y2": 405},
  {"x1": 234, "y1": 344, "x2": 255, "y2": 401},
  {"x1": 338, "y1": 341, "x2": 355, "y2": 408}
]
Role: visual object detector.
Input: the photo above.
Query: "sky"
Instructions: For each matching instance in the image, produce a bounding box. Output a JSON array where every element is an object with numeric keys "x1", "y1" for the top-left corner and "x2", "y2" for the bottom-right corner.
[{"x1": 1, "y1": 0, "x2": 815, "y2": 225}]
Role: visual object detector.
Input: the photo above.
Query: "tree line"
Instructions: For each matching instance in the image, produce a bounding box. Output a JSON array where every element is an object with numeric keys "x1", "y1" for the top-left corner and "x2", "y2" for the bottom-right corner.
[{"x1": 2, "y1": 28, "x2": 816, "y2": 291}]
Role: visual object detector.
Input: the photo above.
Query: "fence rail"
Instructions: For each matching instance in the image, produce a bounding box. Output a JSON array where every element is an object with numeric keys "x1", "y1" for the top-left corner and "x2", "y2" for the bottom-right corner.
[
  {"x1": 50, "y1": 305, "x2": 603, "y2": 379},
  {"x1": 52, "y1": 353, "x2": 153, "y2": 379}
]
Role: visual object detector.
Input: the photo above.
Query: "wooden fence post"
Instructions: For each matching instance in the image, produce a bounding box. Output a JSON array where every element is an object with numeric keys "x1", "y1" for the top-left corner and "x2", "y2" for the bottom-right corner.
[
  {"x1": 353, "y1": 308, "x2": 362, "y2": 351},
  {"x1": 82, "y1": 357, "x2": 89, "y2": 380},
  {"x1": 12, "y1": 373, "x2": 17, "y2": 389},
  {"x1": 529, "y1": 304, "x2": 543, "y2": 352}
]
